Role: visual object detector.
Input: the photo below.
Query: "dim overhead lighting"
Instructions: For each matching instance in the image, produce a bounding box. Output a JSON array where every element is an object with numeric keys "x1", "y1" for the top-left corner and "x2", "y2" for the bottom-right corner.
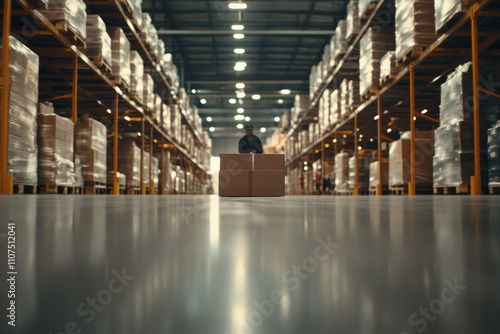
[
  {"x1": 274, "y1": 117, "x2": 280, "y2": 122},
  {"x1": 209, "y1": 127, "x2": 215, "y2": 132},
  {"x1": 137, "y1": 132, "x2": 141, "y2": 137},
  {"x1": 106, "y1": 109, "x2": 112, "y2": 114},
  {"x1": 237, "y1": 91, "x2": 246, "y2": 98},
  {"x1": 358, "y1": 146, "x2": 362, "y2": 151},
  {"x1": 260, "y1": 127, "x2": 266, "y2": 133},
  {"x1": 237, "y1": 108, "x2": 244, "y2": 113},
  {"x1": 374, "y1": 115, "x2": 379, "y2": 120},
  {"x1": 206, "y1": 117, "x2": 212, "y2": 122},
  {"x1": 228, "y1": 2, "x2": 247, "y2": 10},
  {"x1": 325, "y1": 144, "x2": 330, "y2": 148},
  {"x1": 200, "y1": 98, "x2": 207, "y2": 105},
  {"x1": 231, "y1": 24, "x2": 245, "y2": 31},
  {"x1": 252, "y1": 94, "x2": 261, "y2": 100},
  {"x1": 313, "y1": 116, "x2": 318, "y2": 121},
  {"x1": 154, "y1": 139, "x2": 158, "y2": 143},
  {"x1": 304, "y1": 166, "x2": 309, "y2": 171},
  {"x1": 387, "y1": 128, "x2": 392, "y2": 133},
  {"x1": 233, "y1": 33, "x2": 245, "y2": 40},
  {"x1": 421, "y1": 109, "x2": 428, "y2": 114},
  {"x1": 237, "y1": 123, "x2": 244, "y2": 129},
  {"x1": 413, "y1": 116, "x2": 417, "y2": 121},
  {"x1": 278, "y1": 99, "x2": 284, "y2": 104},
  {"x1": 236, "y1": 82, "x2": 245, "y2": 89},
  {"x1": 384, "y1": 110, "x2": 389, "y2": 114},
  {"x1": 124, "y1": 116, "x2": 131, "y2": 121},
  {"x1": 280, "y1": 89, "x2": 291, "y2": 95},
  {"x1": 191, "y1": 89, "x2": 197, "y2": 94},
  {"x1": 229, "y1": 98, "x2": 237, "y2": 104},
  {"x1": 234, "y1": 115, "x2": 245, "y2": 121},
  {"x1": 234, "y1": 48, "x2": 245, "y2": 54},
  {"x1": 332, "y1": 138, "x2": 337, "y2": 143},
  {"x1": 245, "y1": 116, "x2": 251, "y2": 121},
  {"x1": 303, "y1": 161, "x2": 308, "y2": 165},
  {"x1": 343, "y1": 134, "x2": 347, "y2": 138},
  {"x1": 370, "y1": 138, "x2": 374, "y2": 142}
]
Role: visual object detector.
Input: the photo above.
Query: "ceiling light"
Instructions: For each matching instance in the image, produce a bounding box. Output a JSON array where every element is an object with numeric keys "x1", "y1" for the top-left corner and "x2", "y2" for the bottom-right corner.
[
  {"x1": 191, "y1": 89, "x2": 197, "y2": 94},
  {"x1": 413, "y1": 116, "x2": 417, "y2": 121},
  {"x1": 137, "y1": 132, "x2": 141, "y2": 137},
  {"x1": 234, "y1": 48, "x2": 245, "y2": 54},
  {"x1": 106, "y1": 109, "x2": 112, "y2": 114},
  {"x1": 237, "y1": 108, "x2": 244, "y2": 113},
  {"x1": 359, "y1": 134, "x2": 363, "y2": 138},
  {"x1": 421, "y1": 109, "x2": 428, "y2": 114},
  {"x1": 206, "y1": 117, "x2": 212, "y2": 122},
  {"x1": 237, "y1": 91, "x2": 246, "y2": 98},
  {"x1": 252, "y1": 94, "x2": 261, "y2": 100},
  {"x1": 200, "y1": 98, "x2": 207, "y2": 105},
  {"x1": 274, "y1": 117, "x2": 280, "y2": 122},
  {"x1": 231, "y1": 24, "x2": 245, "y2": 31},
  {"x1": 229, "y1": 98, "x2": 237, "y2": 104},
  {"x1": 209, "y1": 127, "x2": 215, "y2": 132},
  {"x1": 233, "y1": 33, "x2": 245, "y2": 40},
  {"x1": 235, "y1": 82, "x2": 245, "y2": 89},
  {"x1": 370, "y1": 138, "x2": 374, "y2": 142},
  {"x1": 280, "y1": 89, "x2": 291, "y2": 95},
  {"x1": 245, "y1": 116, "x2": 251, "y2": 121},
  {"x1": 235, "y1": 61, "x2": 247, "y2": 68},
  {"x1": 124, "y1": 116, "x2": 131, "y2": 121},
  {"x1": 260, "y1": 127, "x2": 266, "y2": 133},
  {"x1": 234, "y1": 115, "x2": 245, "y2": 121},
  {"x1": 332, "y1": 138, "x2": 337, "y2": 143},
  {"x1": 313, "y1": 116, "x2": 318, "y2": 121},
  {"x1": 384, "y1": 110, "x2": 389, "y2": 114},
  {"x1": 277, "y1": 99, "x2": 284, "y2": 104},
  {"x1": 228, "y1": 2, "x2": 247, "y2": 10},
  {"x1": 387, "y1": 128, "x2": 392, "y2": 133},
  {"x1": 358, "y1": 146, "x2": 362, "y2": 151},
  {"x1": 343, "y1": 134, "x2": 347, "y2": 138},
  {"x1": 374, "y1": 115, "x2": 379, "y2": 120},
  {"x1": 325, "y1": 144, "x2": 330, "y2": 148},
  {"x1": 303, "y1": 161, "x2": 308, "y2": 165},
  {"x1": 154, "y1": 139, "x2": 158, "y2": 143},
  {"x1": 237, "y1": 123, "x2": 244, "y2": 129}
]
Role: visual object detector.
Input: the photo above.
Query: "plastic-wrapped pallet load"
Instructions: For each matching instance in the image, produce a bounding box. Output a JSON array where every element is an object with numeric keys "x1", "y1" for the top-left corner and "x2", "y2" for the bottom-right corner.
[
  {"x1": 140, "y1": 13, "x2": 159, "y2": 53},
  {"x1": 45, "y1": 0, "x2": 87, "y2": 39},
  {"x1": 333, "y1": 20, "x2": 347, "y2": 61},
  {"x1": 107, "y1": 28, "x2": 131, "y2": 87},
  {"x1": 74, "y1": 157, "x2": 83, "y2": 187},
  {"x1": 292, "y1": 95, "x2": 310, "y2": 123},
  {"x1": 335, "y1": 151, "x2": 350, "y2": 191},
  {"x1": 152, "y1": 156, "x2": 159, "y2": 190},
  {"x1": 106, "y1": 171, "x2": 126, "y2": 190},
  {"x1": 161, "y1": 104, "x2": 171, "y2": 132},
  {"x1": 348, "y1": 152, "x2": 372, "y2": 191},
  {"x1": 369, "y1": 158, "x2": 389, "y2": 188},
  {"x1": 328, "y1": 36, "x2": 337, "y2": 68},
  {"x1": 330, "y1": 89, "x2": 341, "y2": 127},
  {"x1": 130, "y1": 51, "x2": 144, "y2": 102},
  {"x1": 127, "y1": 0, "x2": 143, "y2": 28},
  {"x1": 319, "y1": 89, "x2": 331, "y2": 133},
  {"x1": 395, "y1": 0, "x2": 435, "y2": 62},
  {"x1": 389, "y1": 131, "x2": 434, "y2": 186},
  {"x1": 346, "y1": 0, "x2": 360, "y2": 42},
  {"x1": 348, "y1": 80, "x2": 360, "y2": 111},
  {"x1": 37, "y1": 109, "x2": 75, "y2": 186},
  {"x1": 322, "y1": 45, "x2": 331, "y2": 75},
  {"x1": 360, "y1": 27, "x2": 395, "y2": 97},
  {"x1": 1, "y1": 36, "x2": 39, "y2": 185},
  {"x1": 111, "y1": 137, "x2": 141, "y2": 188},
  {"x1": 152, "y1": 93, "x2": 162, "y2": 121},
  {"x1": 434, "y1": 0, "x2": 472, "y2": 33},
  {"x1": 74, "y1": 116, "x2": 107, "y2": 185},
  {"x1": 142, "y1": 73, "x2": 154, "y2": 111},
  {"x1": 380, "y1": 51, "x2": 398, "y2": 85},
  {"x1": 488, "y1": 121, "x2": 500, "y2": 183},
  {"x1": 154, "y1": 150, "x2": 172, "y2": 193},
  {"x1": 86, "y1": 15, "x2": 112, "y2": 67},
  {"x1": 156, "y1": 39, "x2": 165, "y2": 62}
]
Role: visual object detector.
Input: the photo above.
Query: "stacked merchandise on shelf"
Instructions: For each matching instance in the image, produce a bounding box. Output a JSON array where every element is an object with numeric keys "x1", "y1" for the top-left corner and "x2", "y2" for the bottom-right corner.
[
  {"x1": 142, "y1": 73, "x2": 154, "y2": 111},
  {"x1": 154, "y1": 150, "x2": 172, "y2": 194},
  {"x1": 44, "y1": 0, "x2": 87, "y2": 40},
  {"x1": 139, "y1": 13, "x2": 159, "y2": 54},
  {"x1": 318, "y1": 89, "x2": 331, "y2": 133},
  {"x1": 126, "y1": 0, "x2": 142, "y2": 28},
  {"x1": 358, "y1": 0, "x2": 380, "y2": 19},
  {"x1": 37, "y1": 103, "x2": 75, "y2": 187},
  {"x1": 330, "y1": 89, "x2": 341, "y2": 127},
  {"x1": 74, "y1": 157, "x2": 83, "y2": 187},
  {"x1": 395, "y1": 0, "x2": 435, "y2": 62},
  {"x1": 389, "y1": 131, "x2": 434, "y2": 187},
  {"x1": 161, "y1": 104, "x2": 171, "y2": 133},
  {"x1": 156, "y1": 39, "x2": 165, "y2": 63},
  {"x1": 1, "y1": 36, "x2": 39, "y2": 185},
  {"x1": 379, "y1": 51, "x2": 398, "y2": 84},
  {"x1": 142, "y1": 150, "x2": 150, "y2": 189},
  {"x1": 348, "y1": 80, "x2": 360, "y2": 111},
  {"x1": 107, "y1": 28, "x2": 131, "y2": 87},
  {"x1": 106, "y1": 171, "x2": 126, "y2": 189},
  {"x1": 335, "y1": 151, "x2": 350, "y2": 191},
  {"x1": 112, "y1": 137, "x2": 141, "y2": 188},
  {"x1": 161, "y1": 53, "x2": 180, "y2": 91},
  {"x1": 152, "y1": 156, "x2": 159, "y2": 190},
  {"x1": 359, "y1": 27, "x2": 395, "y2": 97},
  {"x1": 333, "y1": 20, "x2": 347, "y2": 61},
  {"x1": 346, "y1": 0, "x2": 360, "y2": 42},
  {"x1": 152, "y1": 93, "x2": 162, "y2": 122},
  {"x1": 280, "y1": 110, "x2": 291, "y2": 132},
  {"x1": 74, "y1": 115, "x2": 107, "y2": 185},
  {"x1": 434, "y1": 0, "x2": 471, "y2": 32},
  {"x1": 348, "y1": 151, "x2": 373, "y2": 191},
  {"x1": 170, "y1": 105, "x2": 182, "y2": 142},
  {"x1": 178, "y1": 88, "x2": 189, "y2": 112},
  {"x1": 291, "y1": 95, "x2": 310, "y2": 124},
  {"x1": 433, "y1": 62, "x2": 500, "y2": 186},
  {"x1": 369, "y1": 158, "x2": 390, "y2": 189},
  {"x1": 86, "y1": 15, "x2": 112, "y2": 68},
  {"x1": 130, "y1": 51, "x2": 144, "y2": 102},
  {"x1": 340, "y1": 79, "x2": 360, "y2": 118},
  {"x1": 329, "y1": 35, "x2": 337, "y2": 68},
  {"x1": 322, "y1": 45, "x2": 331, "y2": 77},
  {"x1": 488, "y1": 121, "x2": 500, "y2": 184},
  {"x1": 309, "y1": 64, "x2": 324, "y2": 98}
]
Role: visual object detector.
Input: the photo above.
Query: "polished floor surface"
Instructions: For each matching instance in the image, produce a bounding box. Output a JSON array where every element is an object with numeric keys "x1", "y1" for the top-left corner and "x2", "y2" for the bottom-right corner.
[{"x1": 1, "y1": 195, "x2": 500, "y2": 334}]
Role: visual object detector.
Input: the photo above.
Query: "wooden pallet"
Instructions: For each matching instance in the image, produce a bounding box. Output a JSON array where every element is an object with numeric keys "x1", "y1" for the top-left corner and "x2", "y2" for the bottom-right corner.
[
  {"x1": 130, "y1": 92, "x2": 142, "y2": 105},
  {"x1": 13, "y1": 184, "x2": 37, "y2": 194},
  {"x1": 397, "y1": 45, "x2": 425, "y2": 66},
  {"x1": 380, "y1": 74, "x2": 395, "y2": 87},
  {"x1": 92, "y1": 57, "x2": 112, "y2": 76},
  {"x1": 110, "y1": 76, "x2": 130, "y2": 93},
  {"x1": 433, "y1": 184, "x2": 470, "y2": 195},
  {"x1": 361, "y1": 86, "x2": 378, "y2": 102},
  {"x1": 390, "y1": 185, "x2": 433, "y2": 195},
  {"x1": 334, "y1": 189, "x2": 353, "y2": 196},
  {"x1": 54, "y1": 21, "x2": 86, "y2": 49},
  {"x1": 39, "y1": 184, "x2": 71, "y2": 194},
  {"x1": 106, "y1": 186, "x2": 126, "y2": 195},
  {"x1": 127, "y1": 186, "x2": 141, "y2": 195},
  {"x1": 369, "y1": 187, "x2": 389, "y2": 195},
  {"x1": 27, "y1": 0, "x2": 47, "y2": 9},
  {"x1": 84, "y1": 182, "x2": 107, "y2": 194},
  {"x1": 489, "y1": 182, "x2": 500, "y2": 195}
]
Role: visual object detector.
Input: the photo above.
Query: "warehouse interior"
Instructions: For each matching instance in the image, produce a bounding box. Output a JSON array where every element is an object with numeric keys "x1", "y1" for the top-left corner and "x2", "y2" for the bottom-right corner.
[{"x1": 1, "y1": 0, "x2": 500, "y2": 333}]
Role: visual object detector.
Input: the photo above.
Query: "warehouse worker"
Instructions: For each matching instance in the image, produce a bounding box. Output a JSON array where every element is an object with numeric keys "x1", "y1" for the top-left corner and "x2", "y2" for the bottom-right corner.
[{"x1": 238, "y1": 124, "x2": 263, "y2": 154}]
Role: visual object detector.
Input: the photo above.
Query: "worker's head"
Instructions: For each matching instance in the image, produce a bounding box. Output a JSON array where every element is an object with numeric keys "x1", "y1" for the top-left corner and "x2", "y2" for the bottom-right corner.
[{"x1": 244, "y1": 124, "x2": 254, "y2": 135}]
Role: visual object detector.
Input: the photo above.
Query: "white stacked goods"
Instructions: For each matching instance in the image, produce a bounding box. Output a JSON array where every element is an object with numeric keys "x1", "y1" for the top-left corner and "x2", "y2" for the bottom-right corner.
[
  {"x1": 161, "y1": 53, "x2": 180, "y2": 91},
  {"x1": 359, "y1": 0, "x2": 379, "y2": 19},
  {"x1": 45, "y1": 0, "x2": 87, "y2": 39},
  {"x1": 152, "y1": 157, "x2": 159, "y2": 190},
  {"x1": 346, "y1": 0, "x2": 360, "y2": 41},
  {"x1": 330, "y1": 89, "x2": 341, "y2": 127},
  {"x1": 162, "y1": 104, "x2": 171, "y2": 132},
  {"x1": 348, "y1": 152, "x2": 372, "y2": 191},
  {"x1": 322, "y1": 44, "x2": 331, "y2": 75},
  {"x1": 291, "y1": 95, "x2": 310, "y2": 123},
  {"x1": 152, "y1": 93, "x2": 162, "y2": 121},
  {"x1": 1, "y1": 36, "x2": 39, "y2": 185},
  {"x1": 86, "y1": 15, "x2": 112, "y2": 67},
  {"x1": 140, "y1": 13, "x2": 159, "y2": 53},
  {"x1": 329, "y1": 35, "x2": 337, "y2": 68},
  {"x1": 106, "y1": 171, "x2": 126, "y2": 188},
  {"x1": 156, "y1": 39, "x2": 165, "y2": 63},
  {"x1": 142, "y1": 150, "x2": 150, "y2": 188},
  {"x1": 369, "y1": 158, "x2": 389, "y2": 188},
  {"x1": 130, "y1": 51, "x2": 144, "y2": 101},
  {"x1": 380, "y1": 51, "x2": 398, "y2": 84},
  {"x1": 348, "y1": 80, "x2": 360, "y2": 111},
  {"x1": 114, "y1": 138, "x2": 141, "y2": 187},
  {"x1": 74, "y1": 116, "x2": 107, "y2": 185},
  {"x1": 434, "y1": 0, "x2": 472, "y2": 32},
  {"x1": 395, "y1": 0, "x2": 435, "y2": 61},
  {"x1": 333, "y1": 20, "x2": 347, "y2": 61},
  {"x1": 107, "y1": 27, "x2": 131, "y2": 87},
  {"x1": 318, "y1": 89, "x2": 331, "y2": 133},
  {"x1": 126, "y1": 0, "x2": 142, "y2": 27},
  {"x1": 335, "y1": 151, "x2": 350, "y2": 191},
  {"x1": 142, "y1": 73, "x2": 154, "y2": 111}
]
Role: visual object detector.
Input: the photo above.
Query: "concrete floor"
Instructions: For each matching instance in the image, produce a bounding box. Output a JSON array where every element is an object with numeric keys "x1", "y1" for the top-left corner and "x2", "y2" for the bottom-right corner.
[{"x1": 1, "y1": 195, "x2": 499, "y2": 334}]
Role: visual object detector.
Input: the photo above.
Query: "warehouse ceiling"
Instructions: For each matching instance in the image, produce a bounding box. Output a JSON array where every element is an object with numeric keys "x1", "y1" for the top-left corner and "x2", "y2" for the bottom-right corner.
[{"x1": 142, "y1": 0, "x2": 348, "y2": 138}]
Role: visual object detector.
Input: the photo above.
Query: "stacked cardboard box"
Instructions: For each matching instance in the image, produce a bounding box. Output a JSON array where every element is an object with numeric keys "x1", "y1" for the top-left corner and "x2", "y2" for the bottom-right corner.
[
  {"x1": 126, "y1": 0, "x2": 142, "y2": 28},
  {"x1": 114, "y1": 138, "x2": 141, "y2": 187},
  {"x1": 161, "y1": 104, "x2": 171, "y2": 132},
  {"x1": 45, "y1": 0, "x2": 87, "y2": 40},
  {"x1": 346, "y1": 0, "x2": 360, "y2": 41},
  {"x1": 74, "y1": 116, "x2": 107, "y2": 184},
  {"x1": 37, "y1": 108, "x2": 75, "y2": 186},
  {"x1": 359, "y1": 27, "x2": 395, "y2": 97},
  {"x1": 488, "y1": 121, "x2": 500, "y2": 183},
  {"x1": 322, "y1": 44, "x2": 331, "y2": 75},
  {"x1": 389, "y1": 131, "x2": 434, "y2": 187},
  {"x1": 86, "y1": 15, "x2": 112, "y2": 67},
  {"x1": 319, "y1": 89, "x2": 331, "y2": 133},
  {"x1": 330, "y1": 89, "x2": 341, "y2": 127},
  {"x1": 369, "y1": 158, "x2": 390, "y2": 188},
  {"x1": 152, "y1": 156, "x2": 159, "y2": 190},
  {"x1": 156, "y1": 39, "x2": 165, "y2": 63},
  {"x1": 106, "y1": 171, "x2": 126, "y2": 188},
  {"x1": 107, "y1": 27, "x2": 131, "y2": 87},
  {"x1": 348, "y1": 80, "x2": 360, "y2": 111},
  {"x1": 291, "y1": 95, "x2": 310, "y2": 124},
  {"x1": 130, "y1": 51, "x2": 144, "y2": 102},
  {"x1": 335, "y1": 151, "x2": 350, "y2": 191},
  {"x1": 154, "y1": 150, "x2": 172, "y2": 193},
  {"x1": 380, "y1": 51, "x2": 398, "y2": 84},
  {"x1": 1, "y1": 36, "x2": 39, "y2": 185},
  {"x1": 140, "y1": 13, "x2": 159, "y2": 52},
  {"x1": 333, "y1": 20, "x2": 347, "y2": 61},
  {"x1": 142, "y1": 73, "x2": 154, "y2": 111},
  {"x1": 358, "y1": 0, "x2": 379, "y2": 19},
  {"x1": 395, "y1": 0, "x2": 435, "y2": 61},
  {"x1": 152, "y1": 93, "x2": 162, "y2": 121},
  {"x1": 348, "y1": 152, "x2": 373, "y2": 191},
  {"x1": 219, "y1": 154, "x2": 285, "y2": 197},
  {"x1": 434, "y1": 0, "x2": 471, "y2": 32},
  {"x1": 161, "y1": 53, "x2": 180, "y2": 91},
  {"x1": 142, "y1": 150, "x2": 150, "y2": 188}
]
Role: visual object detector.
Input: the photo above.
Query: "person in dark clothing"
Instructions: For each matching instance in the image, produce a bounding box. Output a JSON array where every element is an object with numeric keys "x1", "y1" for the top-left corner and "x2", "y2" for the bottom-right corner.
[{"x1": 238, "y1": 124, "x2": 263, "y2": 154}]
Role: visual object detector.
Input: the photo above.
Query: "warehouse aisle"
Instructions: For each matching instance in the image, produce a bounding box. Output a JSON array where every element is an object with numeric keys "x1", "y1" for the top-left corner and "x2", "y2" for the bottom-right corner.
[{"x1": 2, "y1": 195, "x2": 500, "y2": 334}]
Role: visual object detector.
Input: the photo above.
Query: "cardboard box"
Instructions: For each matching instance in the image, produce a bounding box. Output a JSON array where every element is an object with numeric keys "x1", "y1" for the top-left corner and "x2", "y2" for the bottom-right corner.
[
  {"x1": 219, "y1": 170, "x2": 251, "y2": 197},
  {"x1": 254, "y1": 154, "x2": 285, "y2": 171},
  {"x1": 251, "y1": 171, "x2": 285, "y2": 197},
  {"x1": 220, "y1": 154, "x2": 253, "y2": 171}
]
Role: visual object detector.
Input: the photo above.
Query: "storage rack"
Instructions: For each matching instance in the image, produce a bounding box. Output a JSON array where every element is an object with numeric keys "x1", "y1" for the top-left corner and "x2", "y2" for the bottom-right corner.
[
  {"x1": 285, "y1": 0, "x2": 500, "y2": 196},
  {"x1": 0, "y1": 0, "x2": 210, "y2": 195}
]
